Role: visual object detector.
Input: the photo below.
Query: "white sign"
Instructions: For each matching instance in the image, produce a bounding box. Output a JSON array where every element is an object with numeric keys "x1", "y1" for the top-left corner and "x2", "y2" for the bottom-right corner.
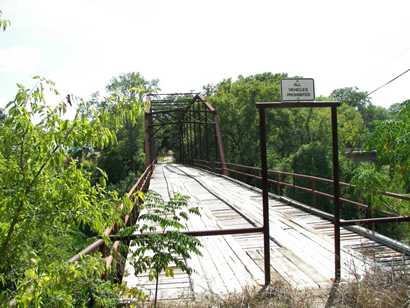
[{"x1": 281, "y1": 78, "x2": 315, "y2": 101}]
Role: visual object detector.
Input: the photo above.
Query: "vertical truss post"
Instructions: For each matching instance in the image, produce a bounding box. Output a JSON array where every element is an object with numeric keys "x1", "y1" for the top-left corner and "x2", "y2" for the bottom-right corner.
[
  {"x1": 144, "y1": 111, "x2": 153, "y2": 166},
  {"x1": 188, "y1": 109, "x2": 193, "y2": 162},
  {"x1": 184, "y1": 113, "x2": 188, "y2": 162},
  {"x1": 205, "y1": 107, "x2": 209, "y2": 161},
  {"x1": 193, "y1": 105, "x2": 198, "y2": 160},
  {"x1": 198, "y1": 104, "x2": 203, "y2": 160},
  {"x1": 258, "y1": 107, "x2": 271, "y2": 287},
  {"x1": 214, "y1": 111, "x2": 227, "y2": 175},
  {"x1": 179, "y1": 120, "x2": 183, "y2": 162}
]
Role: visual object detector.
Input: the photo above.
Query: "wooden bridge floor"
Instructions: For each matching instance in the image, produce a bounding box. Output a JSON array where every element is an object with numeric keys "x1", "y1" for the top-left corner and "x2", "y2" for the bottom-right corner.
[{"x1": 123, "y1": 164, "x2": 409, "y2": 300}]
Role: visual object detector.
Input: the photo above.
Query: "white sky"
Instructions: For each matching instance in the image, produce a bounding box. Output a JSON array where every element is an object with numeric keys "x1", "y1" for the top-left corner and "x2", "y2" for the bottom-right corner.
[{"x1": 1, "y1": 0, "x2": 410, "y2": 108}]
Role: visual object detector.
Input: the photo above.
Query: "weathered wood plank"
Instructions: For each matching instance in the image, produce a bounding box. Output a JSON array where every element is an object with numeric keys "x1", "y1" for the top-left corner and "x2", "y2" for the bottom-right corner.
[{"x1": 123, "y1": 163, "x2": 409, "y2": 301}]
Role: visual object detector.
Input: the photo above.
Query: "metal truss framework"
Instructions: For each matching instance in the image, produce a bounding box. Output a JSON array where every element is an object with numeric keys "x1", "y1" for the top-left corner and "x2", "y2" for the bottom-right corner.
[{"x1": 144, "y1": 93, "x2": 227, "y2": 173}]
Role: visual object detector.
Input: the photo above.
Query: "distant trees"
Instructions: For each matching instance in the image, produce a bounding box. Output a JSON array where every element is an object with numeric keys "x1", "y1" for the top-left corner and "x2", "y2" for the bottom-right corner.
[
  {"x1": 106, "y1": 72, "x2": 159, "y2": 101},
  {"x1": 208, "y1": 73, "x2": 286, "y2": 165},
  {"x1": 92, "y1": 73, "x2": 159, "y2": 188},
  {"x1": 330, "y1": 87, "x2": 389, "y2": 128},
  {"x1": 368, "y1": 100, "x2": 410, "y2": 192},
  {"x1": 207, "y1": 73, "x2": 410, "y2": 239},
  {"x1": 209, "y1": 74, "x2": 367, "y2": 174}
]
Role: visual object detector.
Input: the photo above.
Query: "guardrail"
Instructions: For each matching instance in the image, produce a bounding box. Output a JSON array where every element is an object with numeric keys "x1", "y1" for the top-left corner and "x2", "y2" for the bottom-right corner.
[
  {"x1": 192, "y1": 159, "x2": 410, "y2": 266},
  {"x1": 192, "y1": 159, "x2": 410, "y2": 220},
  {"x1": 68, "y1": 162, "x2": 155, "y2": 277}
]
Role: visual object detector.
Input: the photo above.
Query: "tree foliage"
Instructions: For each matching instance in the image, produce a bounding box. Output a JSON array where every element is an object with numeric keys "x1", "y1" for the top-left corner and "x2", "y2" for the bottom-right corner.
[
  {"x1": 95, "y1": 73, "x2": 159, "y2": 187},
  {"x1": 209, "y1": 74, "x2": 366, "y2": 174},
  {"x1": 207, "y1": 73, "x2": 409, "y2": 240},
  {"x1": 0, "y1": 76, "x2": 142, "y2": 305},
  {"x1": 330, "y1": 87, "x2": 389, "y2": 128},
  {"x1": 368, "y1": 100, "x2": 410, "y2": 192},
  {"x1": 129, "y1": 192, "x2": 201, "y2": 305}
]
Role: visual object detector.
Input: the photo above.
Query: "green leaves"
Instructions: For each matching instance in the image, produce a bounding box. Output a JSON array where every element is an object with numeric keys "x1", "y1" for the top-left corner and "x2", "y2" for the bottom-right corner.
[
  {"x1": 0, "y1": 76, "x2": 125, "y2": 305},
  {"x1": 14, "y1": 255, "x2": 123, "y2": 307},
  {"x1": 129, "y1": 192, "x2": 202, "y2": 303},
  {"x1": 368, "y1": 100, "x2": 410, "y2": 192}
]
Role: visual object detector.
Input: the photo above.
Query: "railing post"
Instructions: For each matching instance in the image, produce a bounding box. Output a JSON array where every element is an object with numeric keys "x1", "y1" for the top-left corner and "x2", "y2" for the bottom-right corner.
[
  {"x1": 311, "y1": 179, "x2": 316, "y2": 206},
  {"x1": 278, "y1": 173, "x2": 283, "y2": 196}
]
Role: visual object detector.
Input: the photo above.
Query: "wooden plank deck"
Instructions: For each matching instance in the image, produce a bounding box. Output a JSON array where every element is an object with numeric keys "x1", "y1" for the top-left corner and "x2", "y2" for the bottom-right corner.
[{"x1": 123, "y1": 163, "x2": 410, "y2": 300}]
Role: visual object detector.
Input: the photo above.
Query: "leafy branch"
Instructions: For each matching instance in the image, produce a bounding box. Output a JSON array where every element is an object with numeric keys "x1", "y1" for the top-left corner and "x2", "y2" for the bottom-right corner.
[{"x1": 129, "y1": 192, "x2": 201, "y2": 307}]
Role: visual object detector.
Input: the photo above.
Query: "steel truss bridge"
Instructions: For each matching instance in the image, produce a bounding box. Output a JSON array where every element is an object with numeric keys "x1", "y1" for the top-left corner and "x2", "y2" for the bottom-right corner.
[{"x1": 70, "y1": 93, "x2": 410, "y2": 302}]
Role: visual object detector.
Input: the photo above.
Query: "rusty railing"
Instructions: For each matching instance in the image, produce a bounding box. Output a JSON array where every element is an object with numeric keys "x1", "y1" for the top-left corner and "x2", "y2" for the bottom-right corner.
[
  {"x1": 193, "y1": 159, "x2": 410, "y2": 219},
  {"x1": 68, "y1": 162, "x2": 155, "y2": 275}
]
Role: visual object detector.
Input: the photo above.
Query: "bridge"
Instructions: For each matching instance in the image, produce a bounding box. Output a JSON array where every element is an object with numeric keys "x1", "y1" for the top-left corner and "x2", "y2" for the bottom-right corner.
[{"x1": 71, "y1": 93, "x2": 410, "y2": 302}]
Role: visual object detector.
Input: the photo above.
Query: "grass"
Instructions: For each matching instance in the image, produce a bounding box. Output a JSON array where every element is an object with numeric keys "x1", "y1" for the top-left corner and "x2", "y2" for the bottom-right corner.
[
  {"x1": 333, "y1": 264, "x2": 410, "y2": 307},
  {"x1": 126, "y1": 263, "x2": 410, "y2": 308},
  {"x1": 149, "y1": 281, "x2": 324, "y2": 308}
]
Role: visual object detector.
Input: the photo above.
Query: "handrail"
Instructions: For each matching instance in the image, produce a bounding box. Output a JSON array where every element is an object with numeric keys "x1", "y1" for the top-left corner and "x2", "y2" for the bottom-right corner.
[
  {"x1": 68, "y1": 162, "x2": 154, "y2": 263},
  {"x1": 192, "y1": 160, "x2": 410, "y2": 212},
  {"x1": 200, "y1": 160, "x2": 410, "y2": 203}
]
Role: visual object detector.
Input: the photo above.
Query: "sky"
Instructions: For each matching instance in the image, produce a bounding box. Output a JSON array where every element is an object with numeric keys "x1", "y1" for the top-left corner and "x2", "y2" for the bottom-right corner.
[{"x1": 1, "y1": 0, "x2": 410, "y2": 108}]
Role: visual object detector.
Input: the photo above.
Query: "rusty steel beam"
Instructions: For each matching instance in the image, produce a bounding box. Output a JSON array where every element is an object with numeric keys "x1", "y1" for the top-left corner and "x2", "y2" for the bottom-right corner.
[
  {"x1": 331, "y1": 105, "x2": 341, "y2": 282},
  {"x1": 214, "y1": 111, "x2": 227, "y2": 175},
  {"x1": 340, "y1": 216, "x2": 410, "y2": 226},
  {"x1": 151, "y1": 121, "x2": 215, "y2": 127},
  {"x1": 256, "y1": 101, "x2": 340, "y2": 109},
  {"x1": 194, "y1": 160, "x2": 402, "y2": 216},
  {"x1": 147, "y1": 92, "x2": 200, "y2": 97},
  {"x1": 258, "y1": 106, "x2": 271, "y2": 287},
  {"x1": 144, "y1": 112, "x2": 154, "y2": 167},
  {"x1": 68, "y1": 163, "x2": 154, "y2": 264},
  {"x1": 256, "y1": 100, "x2": 341, "y2": 284},
  {"x1": 109, "y1": 227, "x2": 264, "y2": 241}
]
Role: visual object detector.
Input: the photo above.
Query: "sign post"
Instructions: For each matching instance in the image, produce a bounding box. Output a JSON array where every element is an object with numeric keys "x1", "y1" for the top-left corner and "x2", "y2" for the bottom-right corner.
[{"x1": 256, "y1": 95, "x2": 342, "y2": 283}]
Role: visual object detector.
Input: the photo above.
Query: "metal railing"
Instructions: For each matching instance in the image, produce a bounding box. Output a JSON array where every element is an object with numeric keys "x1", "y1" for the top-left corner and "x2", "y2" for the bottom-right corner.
[
  {"x1": 193, "y1": 159, "x2": 410, "y2": 221},
  {"x1": 68, "y1": 162, "x2": 155, "y2": 276}
]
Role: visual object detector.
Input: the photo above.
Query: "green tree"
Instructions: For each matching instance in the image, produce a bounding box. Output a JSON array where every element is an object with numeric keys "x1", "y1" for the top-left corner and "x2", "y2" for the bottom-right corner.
[
  {"x1": 96, "y1": 73, "x2": 159, "y2": 187},
  {"x1": 107, "y1": 72, "x2": 159, "y2": 100},
  {"x1": 330, "y1": 87, "x2": 369, "y2": 111},
  {"x1": 0, "y1": 77, "x2": 139, "y2": 304},
  {"x1": 330, "y1": 87, "x2": 389, "y2": 129},
  {"x1": 368, "y1": 100, "x2": 410, "y2": 192},
  {"x1": 209, "y1": 73, "x2": 287, "y2": 165}
]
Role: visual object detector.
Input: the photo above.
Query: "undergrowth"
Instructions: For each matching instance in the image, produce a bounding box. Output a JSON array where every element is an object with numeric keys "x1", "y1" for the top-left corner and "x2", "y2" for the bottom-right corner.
[
  {"x1": 333, "y1": 264, "x2": 410, "y2": 308},
  {"x1": 133, "y1": 264, "x2": 410, "y2": 308}
]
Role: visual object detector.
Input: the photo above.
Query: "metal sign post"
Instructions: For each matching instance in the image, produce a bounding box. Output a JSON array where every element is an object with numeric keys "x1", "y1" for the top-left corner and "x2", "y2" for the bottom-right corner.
[
  {"x1": 256, "y1": 100, "x2": 341, "y2": 283},
  {"x1": 258, "y1": 106, "x2": 271, "y2": 286}
]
